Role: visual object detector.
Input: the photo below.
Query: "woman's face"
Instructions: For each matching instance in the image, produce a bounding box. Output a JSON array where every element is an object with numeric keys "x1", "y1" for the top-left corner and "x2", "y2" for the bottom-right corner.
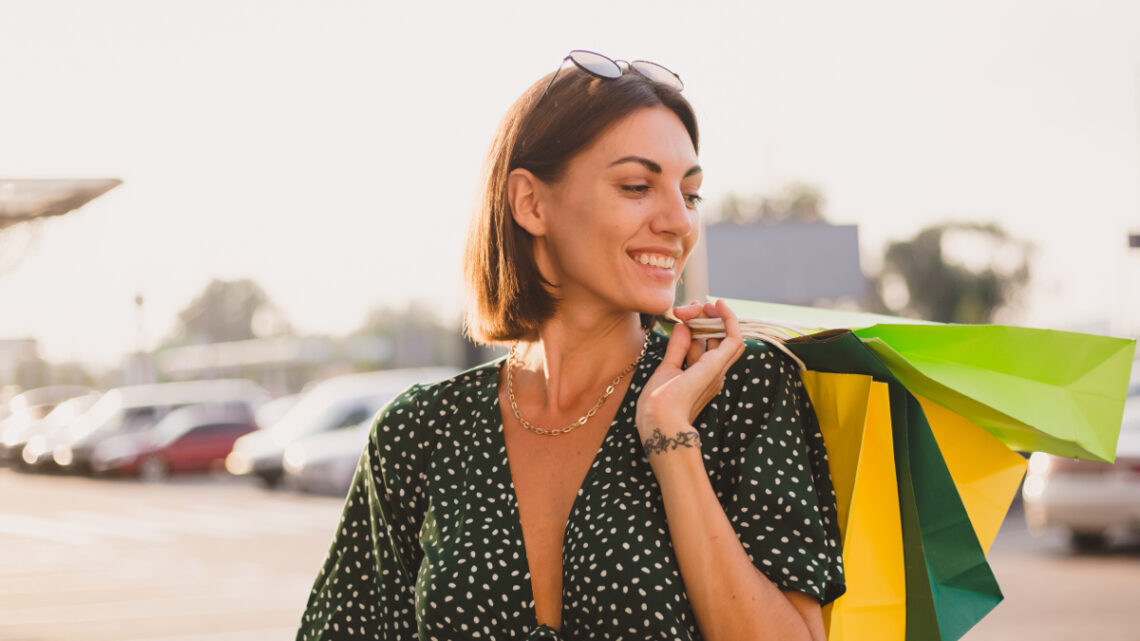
[{"x1": 533, "y1": 106, "x2": 702, "y2": 319}]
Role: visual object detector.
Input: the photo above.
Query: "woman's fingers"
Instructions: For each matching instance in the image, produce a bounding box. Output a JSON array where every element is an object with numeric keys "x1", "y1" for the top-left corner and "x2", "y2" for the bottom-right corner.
[
  {"x1": 688, "y1": 301, "x2": 744, "y2": 377},
  {"x1": 671, "y1": 301, "x2": 704, "y2": 321},
  {"x1": 650, "y1": 301, "x2": 748, "y2": 426},
  {"x1": 686, "y1": 337, "x2": 706, "y2": 368},
  {"x1": 671, "y1": 303, "x2": 706, "y2": 368},
  {"x1": 670, "y1": 300, "x2": 745, "y2": 376},
  {"x1": 661, "y1": 318, "x2": 693, "y2": 370}
]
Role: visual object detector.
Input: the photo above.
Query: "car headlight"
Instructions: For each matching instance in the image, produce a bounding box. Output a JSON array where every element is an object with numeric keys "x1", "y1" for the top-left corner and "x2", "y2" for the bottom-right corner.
[
  {"x1": 283, "y1": 445, "x2": 307, "y2": 474},
  {"x1": 53, "y1": 446, "x2": 73, "y2": 467},
  {"x1": 225, "y1": 451, "x2": 252, "y2": 475},
  {"x1": 1027, "y1": 452, "x2": 1053, "y2": 476}
]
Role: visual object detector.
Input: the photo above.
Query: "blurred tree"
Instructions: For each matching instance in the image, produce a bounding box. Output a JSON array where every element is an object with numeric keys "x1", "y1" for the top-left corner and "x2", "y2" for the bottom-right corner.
[
  {"x1": 354, "y1": 301, "x2": 464, "y2": 369},
  {"x1": 169, "y1": 278, "x2": 292, "y2": 345},
  {"x1": 873, "y1": 222, "x2": 1032, "y2": 324},
  {"x1": 715, "y1": 183, "x2": 827, "y2": 224}
]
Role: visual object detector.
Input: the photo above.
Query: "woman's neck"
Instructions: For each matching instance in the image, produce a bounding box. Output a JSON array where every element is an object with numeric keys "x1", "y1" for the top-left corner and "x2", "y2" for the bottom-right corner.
[{"x1": 514, "y1": 311, "x2": 648, "y2": 415}]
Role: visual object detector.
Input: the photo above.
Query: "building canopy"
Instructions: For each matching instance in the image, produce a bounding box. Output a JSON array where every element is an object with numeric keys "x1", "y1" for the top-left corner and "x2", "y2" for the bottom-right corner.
[{"x1": 0, "y1": 178, "x2": 122, "y2": 230}]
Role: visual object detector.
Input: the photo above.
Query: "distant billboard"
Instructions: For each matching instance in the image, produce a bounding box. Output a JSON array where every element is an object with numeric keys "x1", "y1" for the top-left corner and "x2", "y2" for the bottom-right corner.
[{"x1": 705, "y1": 222, "x2": 866, "y2": 305}]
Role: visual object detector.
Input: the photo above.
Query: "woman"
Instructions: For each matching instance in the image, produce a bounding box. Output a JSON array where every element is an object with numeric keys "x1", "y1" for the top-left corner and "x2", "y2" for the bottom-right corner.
[{"x1": 297, "y1": 51, "x2": 844, "y2": 641}]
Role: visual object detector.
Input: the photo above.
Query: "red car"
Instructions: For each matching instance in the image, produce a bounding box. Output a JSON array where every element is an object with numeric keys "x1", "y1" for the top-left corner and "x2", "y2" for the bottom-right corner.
[{"x1": 91, "y1": 403, "x2": 258, "y2": 481}]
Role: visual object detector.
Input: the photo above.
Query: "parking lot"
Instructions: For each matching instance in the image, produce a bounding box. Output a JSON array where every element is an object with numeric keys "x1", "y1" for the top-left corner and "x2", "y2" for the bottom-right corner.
[
  {"x1": 0, "y1": 468, "x2": 340, "y2": 641},
  {"x1": 1, "y1": 467, "x2": 1138, "y2": 641}
]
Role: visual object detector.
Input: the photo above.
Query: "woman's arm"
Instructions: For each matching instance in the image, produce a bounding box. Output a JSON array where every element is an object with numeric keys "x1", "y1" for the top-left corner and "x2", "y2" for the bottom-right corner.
[
  {"x1": 637, "y1": 300, "x2": 826, "y2": 641},
  {"x1": 648, "y1": 436, "x2": 825, "y2": 641}
]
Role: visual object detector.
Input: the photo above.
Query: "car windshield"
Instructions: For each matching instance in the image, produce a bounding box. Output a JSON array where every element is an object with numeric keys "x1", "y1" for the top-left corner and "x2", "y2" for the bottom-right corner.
[
  {"x1": 270, "y1": 386, "x2": 385, "y2": 442},
  {"x1": 69, "y1": 393, "x2": 126, "y2": 440},
  {"x1": 150, "y1": 407, "x2": 201, "y2": 445},
  {"x1": 151, "y1": 403, "x2": 249, "y2": 446}
]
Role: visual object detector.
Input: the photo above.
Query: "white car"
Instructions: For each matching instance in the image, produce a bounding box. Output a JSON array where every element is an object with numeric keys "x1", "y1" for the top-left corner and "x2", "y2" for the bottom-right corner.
[
  {"x1": 0, "y1": 386, "x2": 92, "y2": 462},
  {"x1": 1023, "y1": 367, "x2": 1140, "y2": 551},
  {"x1": 283, "y1": 420, "x2": 371, "y2": 495},
  {"x1": 225, "y1": 367, "x2": 457, "y2": 488}
]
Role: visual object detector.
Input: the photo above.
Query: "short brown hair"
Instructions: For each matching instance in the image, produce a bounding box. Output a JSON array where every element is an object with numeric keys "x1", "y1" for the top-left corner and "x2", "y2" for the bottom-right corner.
[{"x1": 463, "y1": 64, "x2": 700, "y2": 345}]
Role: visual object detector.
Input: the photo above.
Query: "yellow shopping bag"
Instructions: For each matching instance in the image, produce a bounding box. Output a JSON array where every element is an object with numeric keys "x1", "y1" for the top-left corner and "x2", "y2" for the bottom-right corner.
[
  {"x1": 917, "y1": 396, "x2": 1027, "y2": 553},
  {"x1": 801, "y1": 371, "x2": 906, "y2": 641}
]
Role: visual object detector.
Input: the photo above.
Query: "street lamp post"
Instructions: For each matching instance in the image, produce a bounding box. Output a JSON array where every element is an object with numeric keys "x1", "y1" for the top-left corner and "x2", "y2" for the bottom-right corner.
[{"x1": 1129, "y1": 233, "x2": 1140, "y2": 337}]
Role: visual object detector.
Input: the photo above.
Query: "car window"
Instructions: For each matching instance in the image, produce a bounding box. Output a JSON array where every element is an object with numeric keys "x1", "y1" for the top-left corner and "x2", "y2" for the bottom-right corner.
[
  {"x1": 184, "y1": 422, "x2": 246, "y2": 439},
  {"x1": 334, "y1": 406, "x2": 373, "y2": 430},
  {"x1": 160, "y1": 422, "x2": 236, "y2": 446}
]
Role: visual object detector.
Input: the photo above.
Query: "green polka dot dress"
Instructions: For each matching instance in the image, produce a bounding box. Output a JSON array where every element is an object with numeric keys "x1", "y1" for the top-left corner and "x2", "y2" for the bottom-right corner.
[{"x1": 297, "y1": 332, "x2": 845, "y2": 640}]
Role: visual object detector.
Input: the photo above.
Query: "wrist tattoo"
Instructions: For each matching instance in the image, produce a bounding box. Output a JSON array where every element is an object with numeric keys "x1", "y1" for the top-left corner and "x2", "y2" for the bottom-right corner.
[{"x1": 642, "y1": 428, "x2": 701, "y2": 455}]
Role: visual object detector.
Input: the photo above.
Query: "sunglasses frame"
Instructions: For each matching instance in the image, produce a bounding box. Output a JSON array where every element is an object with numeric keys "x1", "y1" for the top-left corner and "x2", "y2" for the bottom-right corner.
[{"x1": 536, "y1": 49, "x2": 684, "y2": 106}]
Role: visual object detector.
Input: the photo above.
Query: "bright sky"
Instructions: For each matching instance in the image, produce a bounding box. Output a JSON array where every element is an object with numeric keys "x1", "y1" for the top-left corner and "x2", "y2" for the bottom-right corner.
[{"x1": 2, "y1": 0, "x2": 1139, "y2": 368}]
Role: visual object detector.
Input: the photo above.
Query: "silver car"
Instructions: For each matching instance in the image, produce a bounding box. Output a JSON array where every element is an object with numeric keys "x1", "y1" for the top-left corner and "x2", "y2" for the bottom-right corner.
[{"x1": 282, "y1": 420, "x2": 371, "y2": 495}]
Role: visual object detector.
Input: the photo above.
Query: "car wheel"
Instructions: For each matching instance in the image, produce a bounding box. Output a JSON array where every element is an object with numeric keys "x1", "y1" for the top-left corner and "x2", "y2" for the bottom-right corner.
[
  {"x1": 1069, "y1": 530, "x2": 1108, "y2": 553},
  {"x1": 139, "y1": 456, "x2": 170, "y2": 483},
  {"x1": 257, "y1": 470, "x2": 282, "y2": 489}
]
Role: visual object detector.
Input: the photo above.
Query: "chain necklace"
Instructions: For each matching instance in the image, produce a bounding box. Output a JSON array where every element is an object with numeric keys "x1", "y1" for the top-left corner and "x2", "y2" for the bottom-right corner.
[{"x1": 506, "y1": 332, "x2": 650, "y2": 436}]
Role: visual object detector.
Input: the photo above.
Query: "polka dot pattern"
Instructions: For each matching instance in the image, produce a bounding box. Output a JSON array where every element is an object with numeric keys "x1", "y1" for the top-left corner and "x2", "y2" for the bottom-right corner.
[{"x1": 297, "y1": 332, "x2": 845, "y2": 640}]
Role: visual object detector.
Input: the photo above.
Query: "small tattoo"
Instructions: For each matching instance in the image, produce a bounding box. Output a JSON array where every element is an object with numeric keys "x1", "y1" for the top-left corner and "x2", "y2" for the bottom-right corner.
[{"x1": 643, "y1": 428, "x2": 701, "y2": 455}]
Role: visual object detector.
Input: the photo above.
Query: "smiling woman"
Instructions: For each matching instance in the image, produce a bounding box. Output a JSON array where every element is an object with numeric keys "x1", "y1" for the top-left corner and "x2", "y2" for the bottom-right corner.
[{"x1": 297, "y1": 51, "x2": 845, "y2": 641}]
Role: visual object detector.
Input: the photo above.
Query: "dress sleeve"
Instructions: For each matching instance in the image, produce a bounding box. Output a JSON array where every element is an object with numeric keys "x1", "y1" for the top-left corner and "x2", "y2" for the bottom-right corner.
[
  {"x1": 707, "y1": 340, "x2": 846, "y2": 605},
  {"x1": 296, "y1": 384, "x2": 427, "y2": 640}
]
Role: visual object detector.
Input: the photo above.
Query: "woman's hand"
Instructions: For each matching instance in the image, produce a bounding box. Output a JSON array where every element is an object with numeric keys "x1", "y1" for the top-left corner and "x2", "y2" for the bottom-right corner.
[{"x1": 636, "y1": 299, "x2": 746, "y2": 453}]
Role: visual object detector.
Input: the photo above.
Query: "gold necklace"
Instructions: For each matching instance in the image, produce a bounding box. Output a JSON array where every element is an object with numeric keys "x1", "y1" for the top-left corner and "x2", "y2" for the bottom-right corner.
[{"x1": 506, "y1": 332, "x2": 650, "y2": 436}]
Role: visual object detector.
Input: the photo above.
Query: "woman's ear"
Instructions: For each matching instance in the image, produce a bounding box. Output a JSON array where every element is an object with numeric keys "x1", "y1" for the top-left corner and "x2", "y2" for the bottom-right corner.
[{"x1": 507, "y1": 168, "x2": 548, "y2": 237}]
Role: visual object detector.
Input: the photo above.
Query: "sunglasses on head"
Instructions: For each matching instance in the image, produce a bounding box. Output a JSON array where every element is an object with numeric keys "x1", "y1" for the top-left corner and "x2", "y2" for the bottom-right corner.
[{"x1": 537, "y1": 50, "x2": 684, "y2": 106}]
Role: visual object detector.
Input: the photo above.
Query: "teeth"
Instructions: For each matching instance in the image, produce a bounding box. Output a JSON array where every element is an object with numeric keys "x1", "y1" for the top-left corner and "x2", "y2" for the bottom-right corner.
[{"x1": 634, "y1": 253, "x2": 675, "y2": 269}]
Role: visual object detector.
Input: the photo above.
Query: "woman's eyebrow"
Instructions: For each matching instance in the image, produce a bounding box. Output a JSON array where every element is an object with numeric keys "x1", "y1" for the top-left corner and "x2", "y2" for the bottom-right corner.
[{"x1": 608, "y1": 155, "x2": 702, "y2": 178}]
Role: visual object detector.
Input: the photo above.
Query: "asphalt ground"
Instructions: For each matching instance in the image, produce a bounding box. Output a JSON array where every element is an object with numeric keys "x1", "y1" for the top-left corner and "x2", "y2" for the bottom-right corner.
[{"x1": 1, "y1": 467, "x2": 1138, "y2": 640}]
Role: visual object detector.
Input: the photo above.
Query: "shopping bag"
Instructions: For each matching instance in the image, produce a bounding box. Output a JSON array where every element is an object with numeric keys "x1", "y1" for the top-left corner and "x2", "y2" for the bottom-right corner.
[
  {"x1": 723, "y1": 297, "x2": 1137, "y2": 463},
  {"x1": 916, "y1": 396, "x2": 1027, "y2": 552},
  {"x1": 788, "y1": 331, "x2": 1003, "y2": 641},
  {"x1": 800, "y1": 370, "x2": 905, "y2": 641},
  {"x1": 856, "y1": 325, "x2": 1134, "y2": 462}
]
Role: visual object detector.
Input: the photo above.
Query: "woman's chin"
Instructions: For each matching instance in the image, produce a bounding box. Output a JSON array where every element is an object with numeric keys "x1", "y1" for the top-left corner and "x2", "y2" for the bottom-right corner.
[{"x1": 631, "y1": 292, "x2": 678, "y2": 317}]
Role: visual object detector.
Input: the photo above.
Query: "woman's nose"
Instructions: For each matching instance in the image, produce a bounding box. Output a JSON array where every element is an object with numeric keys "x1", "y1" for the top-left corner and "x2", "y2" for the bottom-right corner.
[{"x1": 650, "y1": 190, "x2": 695, "y2": 237}]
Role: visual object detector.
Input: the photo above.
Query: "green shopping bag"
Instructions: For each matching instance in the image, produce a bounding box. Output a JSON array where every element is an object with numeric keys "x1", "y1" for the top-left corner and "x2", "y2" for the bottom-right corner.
[
  {"x1": 855, "y1": 324, "x2": 1133, "y2": 462},
  {"x1": 723, "y1": 298, "x2": 1137, "y2": 463},
  {"x1": 788, "y1": 331, "x2": 1002, "y2": 641}
]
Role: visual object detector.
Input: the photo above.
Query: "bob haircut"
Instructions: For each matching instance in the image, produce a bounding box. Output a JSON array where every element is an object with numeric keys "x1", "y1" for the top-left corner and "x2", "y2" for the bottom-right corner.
[{"x1": 463, "y1": 64, "x2": 700, "y2": 345}]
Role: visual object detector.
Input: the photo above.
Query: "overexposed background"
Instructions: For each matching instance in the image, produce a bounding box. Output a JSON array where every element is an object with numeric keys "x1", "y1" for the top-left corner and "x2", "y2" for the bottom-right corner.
[{"x1": 3, "y1": 0, "x2": 1139, "y2": 368}]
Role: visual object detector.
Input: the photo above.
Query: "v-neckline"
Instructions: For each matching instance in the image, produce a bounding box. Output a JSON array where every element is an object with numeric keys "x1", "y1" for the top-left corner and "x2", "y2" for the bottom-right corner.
[{"x1": 489, "y1": 343, "x2": 654, "y2": 633}]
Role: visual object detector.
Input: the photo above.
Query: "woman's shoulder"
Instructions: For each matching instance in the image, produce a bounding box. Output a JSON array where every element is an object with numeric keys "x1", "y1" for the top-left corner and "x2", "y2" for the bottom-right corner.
[
  {"x1": 418, "y1": 357, "x2": 504, "y2": 403},
  {"x1": 727, "y1": 336, "x2": 803, "y2": 387},
  {"x1": 374, "y1": 358, "x2": 505, "y2": 426},
  {"x1": 711, "y1": 336, "x2": 809, "y2": 438}
]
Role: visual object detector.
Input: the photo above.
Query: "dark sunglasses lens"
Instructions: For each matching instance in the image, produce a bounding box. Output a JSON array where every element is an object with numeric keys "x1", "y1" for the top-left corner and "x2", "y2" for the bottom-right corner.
[
  {"x1": 631, "y1": 60, "x2": 683, "y2": 90},
  {"x1": 569, "y1": 50, "x2": 622, "y2": 79}
]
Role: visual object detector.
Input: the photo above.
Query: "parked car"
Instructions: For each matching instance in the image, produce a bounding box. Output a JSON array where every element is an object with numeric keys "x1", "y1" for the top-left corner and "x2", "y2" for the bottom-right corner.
[
  {"x1": 28, "y1": 379, "x2": 269, "y2": 473},
  {"x1": 91, "y1": 403, "x2": 258, "y2": 480},
  {"x1": 0, "y1": 386, "x2": 92, "y2": 462},
  {"x1": 282, "y1": 419, "x2": 370, "y2": 495},
  {"x1": 226, "y1": 368, "x2": 457, "y2": 487},
  {"x1": 1023, "y1": 366, "x2": 1140, "y2": 551},
  {"x1": 7, "y1": 392, "x2": 102, "y2": 467},
  {"x1": 254, "y1": 393, "x2": 301, "y2": 430}
]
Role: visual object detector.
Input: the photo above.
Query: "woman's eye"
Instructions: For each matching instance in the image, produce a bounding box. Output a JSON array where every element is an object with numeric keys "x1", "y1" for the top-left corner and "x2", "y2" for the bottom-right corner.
[
  {"x1": 684, "y1": 193, "x2": 703, "y2": 208},
  {"x1": 621, "y1": 185, "x2": 650, "y2": 195}
]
